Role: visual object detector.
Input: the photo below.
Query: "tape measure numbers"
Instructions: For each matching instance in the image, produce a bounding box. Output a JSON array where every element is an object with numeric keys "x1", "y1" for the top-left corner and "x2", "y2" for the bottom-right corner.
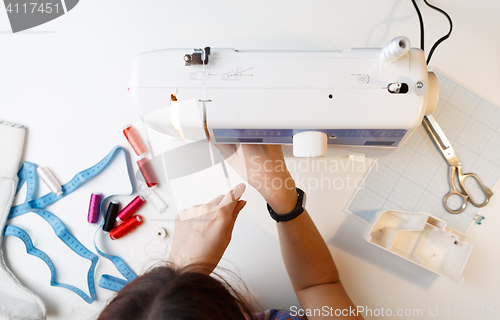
[
  {"x1": 9, "y1": 146, "x2": 127, "y2": 219},
  {"x1": 98, "y1": 275, "x2": 129, "y2": 292},
  {"x1": 3, "y1": 225, "x2": 98, "y2": 304},
  {"x1": 4, "y1": 146, "x2": 138, "y2": 303}
]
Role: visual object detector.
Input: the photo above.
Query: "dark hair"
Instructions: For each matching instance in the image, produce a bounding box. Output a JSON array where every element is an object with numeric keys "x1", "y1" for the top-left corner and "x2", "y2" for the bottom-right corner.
[{"x1": 97, "y1": 264, "x2": 255, "y2": 320}]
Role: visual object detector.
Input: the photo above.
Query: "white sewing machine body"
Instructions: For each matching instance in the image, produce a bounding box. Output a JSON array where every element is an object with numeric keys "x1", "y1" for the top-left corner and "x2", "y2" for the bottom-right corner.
[{"x1": 129, "y1": 40, "x2": 438, "y2": 158}]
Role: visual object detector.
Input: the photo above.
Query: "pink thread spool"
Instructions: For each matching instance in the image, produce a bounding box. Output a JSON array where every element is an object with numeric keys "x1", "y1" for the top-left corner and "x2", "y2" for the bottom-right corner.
[
  {"x1": 116, "y1": 195, "x2": 145, "y2": 224},
  {"x1": 87, "y1": 193, "x2": 102, "y2": 224}
]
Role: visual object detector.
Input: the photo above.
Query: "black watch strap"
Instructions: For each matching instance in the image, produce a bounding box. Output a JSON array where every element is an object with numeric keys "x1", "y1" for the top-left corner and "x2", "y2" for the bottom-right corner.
[{"x1": 267, "y1": 188, "x2": 306, "y2": 223}]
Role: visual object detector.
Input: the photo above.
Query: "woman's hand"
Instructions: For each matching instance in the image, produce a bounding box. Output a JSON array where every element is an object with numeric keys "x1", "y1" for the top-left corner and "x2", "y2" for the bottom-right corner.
[
  {"x1": 168, "y1": 183, "x2": 247, "y2": 274},
  {"x1": 215, "y1": 144, "x2": 298, "y2": 214}
]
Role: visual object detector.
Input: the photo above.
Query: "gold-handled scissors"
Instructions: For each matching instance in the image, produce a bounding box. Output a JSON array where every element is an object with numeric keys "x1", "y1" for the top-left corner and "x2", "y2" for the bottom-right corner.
[{"x1": 422, "y1": 115, "x2": 493, "y2": 214}]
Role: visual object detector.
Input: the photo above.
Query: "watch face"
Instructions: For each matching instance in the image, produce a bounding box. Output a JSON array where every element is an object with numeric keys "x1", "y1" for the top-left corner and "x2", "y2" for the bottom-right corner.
[{"x1": 296, "y1": 187, "x2": 306, "y2": 210}]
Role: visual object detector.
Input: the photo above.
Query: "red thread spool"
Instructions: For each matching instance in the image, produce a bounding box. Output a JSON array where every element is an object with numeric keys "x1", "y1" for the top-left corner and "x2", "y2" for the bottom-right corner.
[
  {"x1": 110, "y1": 215, "x2": 144, "y2": 240},
  {"x1": 123, "y1": 125, "x2": 147, "y2": 156},
  {"x1": 137, "y1": 157, "x2": 158, "y2": 187},
  {"x1": 116, "y1": 195, "x2": 145, "y2": 224}
]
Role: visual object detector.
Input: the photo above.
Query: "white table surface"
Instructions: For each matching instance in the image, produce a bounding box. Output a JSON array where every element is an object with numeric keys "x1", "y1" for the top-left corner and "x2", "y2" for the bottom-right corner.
[{"x1": 1, "y1": 1, "x2": 500, "y2": 319}]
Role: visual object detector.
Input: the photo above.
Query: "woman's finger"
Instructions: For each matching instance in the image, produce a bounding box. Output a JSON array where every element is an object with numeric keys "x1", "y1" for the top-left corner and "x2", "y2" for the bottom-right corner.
[
  {"x1": 226, "y1": 200, "x2": 247, "y2": 234},
  {"x1": 178, "y1": 194, "x2": 225, "y2": 221},
  {"x1": 207, "y1": 194, "x2": 225, "y2": 207},
  {"x1": 234, "y1": 199, "x2": 247, "y2": 218},
  {"x1": 219, "y1": 183, "x2": 246, "y2": 210}
]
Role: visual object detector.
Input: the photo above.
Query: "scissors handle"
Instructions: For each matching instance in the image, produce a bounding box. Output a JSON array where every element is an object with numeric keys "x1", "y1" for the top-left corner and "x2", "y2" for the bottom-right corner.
[
  {"x1": 458, "y1": 168, "x2": 494, "y2": 207},
  {"x1": 444, "y1": 166, "x2": 467, "y2": 214},
  {"x1": 444, "y1": 190, "x2": 468, "y2": 214}
]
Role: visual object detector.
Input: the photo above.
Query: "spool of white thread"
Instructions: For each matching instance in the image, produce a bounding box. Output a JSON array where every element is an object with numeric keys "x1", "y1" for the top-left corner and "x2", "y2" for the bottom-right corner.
[
  {"x1": 37, "y1": 167, "x2": 63, "y2": 196},
  {"x1": 381, "y1": 36, "x2": 411, "y2": 62},
  {"x1": 155, "y1": 227, "x2": 168, "y2": 239}
]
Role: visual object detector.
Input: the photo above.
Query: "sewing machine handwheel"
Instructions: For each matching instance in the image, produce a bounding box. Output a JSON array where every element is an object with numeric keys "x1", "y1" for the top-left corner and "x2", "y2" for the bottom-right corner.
[{"x1": 424, "y1": 71, "x2": 439, "y2": 115}]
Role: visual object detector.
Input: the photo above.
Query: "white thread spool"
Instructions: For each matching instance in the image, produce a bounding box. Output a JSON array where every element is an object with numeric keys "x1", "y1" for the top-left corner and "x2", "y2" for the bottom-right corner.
[
  {"x1": 37, "y1": 167, "x2": 63, "y2": 196},
  {"x1": 381, "y1": 36, "x2": 410, "y2": 62},
  {"x1": 155, "y1": 227, "x2": 168, "y2": 239}
]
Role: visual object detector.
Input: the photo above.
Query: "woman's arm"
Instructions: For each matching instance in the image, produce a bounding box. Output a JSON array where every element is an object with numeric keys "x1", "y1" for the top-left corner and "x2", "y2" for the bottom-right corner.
[
  {"x1": 217, "y1": 144, "x2": 363, "y2": 319},
  {"x1": 270, "y1": 188, "x2": 362, "y2": 319}
]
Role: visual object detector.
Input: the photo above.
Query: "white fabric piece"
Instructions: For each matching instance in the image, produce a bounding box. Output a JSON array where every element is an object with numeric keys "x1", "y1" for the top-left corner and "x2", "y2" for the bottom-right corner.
[
  {"x1": 0, "y1": 122, "x2": 26, "y2": 179},
  {"x1": 0, "y1": 122, "x2": 47, "y2": 320}
]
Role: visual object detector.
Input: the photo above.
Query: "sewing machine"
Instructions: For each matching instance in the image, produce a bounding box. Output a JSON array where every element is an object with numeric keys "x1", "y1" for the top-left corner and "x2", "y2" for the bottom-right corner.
[{"x1": 129, "y1": 37, "x2": 438, "y2": 158}]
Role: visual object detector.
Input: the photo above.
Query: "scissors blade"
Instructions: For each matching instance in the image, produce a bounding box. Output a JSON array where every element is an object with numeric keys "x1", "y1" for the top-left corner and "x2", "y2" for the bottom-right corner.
[{"x1": 422, "y1": 115, "x2": 460, "y2": 167}]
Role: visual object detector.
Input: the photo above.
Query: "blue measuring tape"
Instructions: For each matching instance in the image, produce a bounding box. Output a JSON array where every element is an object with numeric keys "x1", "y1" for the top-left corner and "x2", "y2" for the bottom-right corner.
[
  {"x1": 3, "y1": 224, "x2": 98, "y2": 303},
  {"x1": 3, "y1": 146, "x2": 138, "y2": 303}
]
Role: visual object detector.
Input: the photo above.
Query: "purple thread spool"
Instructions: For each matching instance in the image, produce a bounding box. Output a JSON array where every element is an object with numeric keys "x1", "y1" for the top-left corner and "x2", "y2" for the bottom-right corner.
[{"x1": 88, "y1": 193, "x2": 102, "y2": 224}]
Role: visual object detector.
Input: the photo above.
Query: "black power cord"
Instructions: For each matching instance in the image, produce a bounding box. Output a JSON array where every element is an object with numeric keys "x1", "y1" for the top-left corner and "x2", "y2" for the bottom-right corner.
[
  {"x1": 411, "y1": 0, "x2": 453, "y2": 65},
  {"x1": 411, "y1": 0, "x2": 425, "y2": 51}
]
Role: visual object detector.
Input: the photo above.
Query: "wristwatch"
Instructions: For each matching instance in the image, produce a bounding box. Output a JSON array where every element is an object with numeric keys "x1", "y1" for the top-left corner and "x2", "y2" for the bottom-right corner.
[{"x1": 267, "y1": 188, "x2": 306, "y2": 223}]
